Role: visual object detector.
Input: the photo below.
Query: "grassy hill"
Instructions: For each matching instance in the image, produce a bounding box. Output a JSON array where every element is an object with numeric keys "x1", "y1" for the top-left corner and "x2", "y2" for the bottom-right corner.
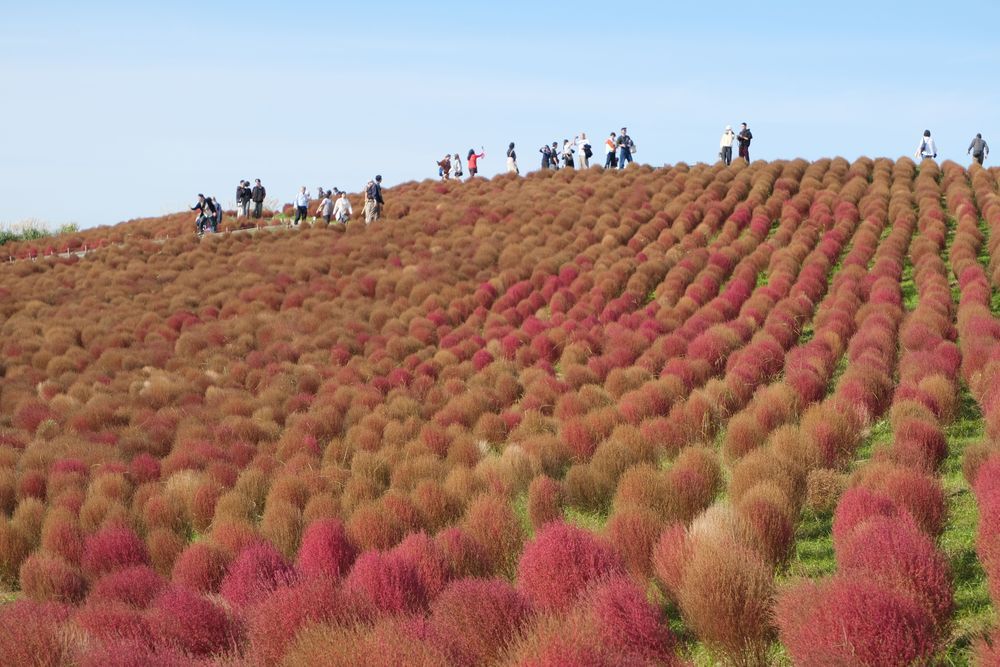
[{"x1": 0, "y1": 160, "x2": 997, "y2": 665}]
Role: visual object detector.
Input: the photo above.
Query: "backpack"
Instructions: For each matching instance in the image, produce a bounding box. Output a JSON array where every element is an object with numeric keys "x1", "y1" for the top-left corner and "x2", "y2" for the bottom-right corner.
[{"x1": 583, "y1": 144, "x2": 593, "y2": 158}]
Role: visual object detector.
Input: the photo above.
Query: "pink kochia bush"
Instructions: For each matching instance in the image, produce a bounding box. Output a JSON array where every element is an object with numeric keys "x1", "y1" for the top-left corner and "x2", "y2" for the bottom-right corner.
[
  {"x1": 88, "y1": 565, "x2": 166, "y2": 608},
  {"x1": 219, "y1": 542, "x2": 296, "y2": 608},
  {"x1": 0, "y1": 600, "x2": 72, "y2": 667},
  {"x1": 296, "y1": 518, "x2": 357, "y2": 579},
  {"x1": 81, "y1": 522, "x2": 150, "y2": 579},
  {"x1": 516, "y1": 521, "x2": 625, "y2": 612},
  {"x1": 343, "y1": 549, "x2": 429, "y2": 616},
  {"x1": 148, "y1": 585, "x2": 243, "y2": 657},
  {"x1": 776, "y1": 577, "x2": 938, "y2": 666},
  {"x1": 428, "y1": 577, "x2": 534, "y2": 666}
]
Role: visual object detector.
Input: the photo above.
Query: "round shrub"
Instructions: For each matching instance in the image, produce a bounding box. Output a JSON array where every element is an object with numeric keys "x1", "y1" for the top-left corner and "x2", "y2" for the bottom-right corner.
[
  {"x1": 516, "y1": 521, "x2": 625, "y2": 613},
  {"x1": 296, "y1": 518, "x2": 357, "y2": 580},
  {"x1": 171, "y1": 541, "x2": 231, "y2": 593},
  {"x1": 776, "y1": 577, "x2": 938, "y2": 666},
  {"x1": 343, "y1": 549, "x2": 429, "y2": 617},
  {"x1": 81, "y1": 522, "x2": 150, "y2": 580},
  {"x1": 219, "y1": 542, "x2": 296, "y2": 608},
  {"x1": 88, "y1": 565, "x2": 166, "y2": 608},
  {"x1": 429, "y1": 578, "x2": 534, "y2": 666},
  {"x1": 149, "y1": 585, "x2": 244, "y2": 657},
  {"x1": 19, "y1": 552, "x2": 87, "y2": 603}
]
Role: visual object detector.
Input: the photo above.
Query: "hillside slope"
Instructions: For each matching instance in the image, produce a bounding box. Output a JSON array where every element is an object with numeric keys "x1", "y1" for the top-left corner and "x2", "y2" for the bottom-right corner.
[{"x1": 1, "y1": 160, "x2": 999, "y2": 665}]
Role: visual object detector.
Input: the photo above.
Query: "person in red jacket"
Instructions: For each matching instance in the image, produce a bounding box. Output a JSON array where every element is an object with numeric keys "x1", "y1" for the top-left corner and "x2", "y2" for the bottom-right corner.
[{"x1": 467, "y1": 148, "x2": 485, "y2": 178}]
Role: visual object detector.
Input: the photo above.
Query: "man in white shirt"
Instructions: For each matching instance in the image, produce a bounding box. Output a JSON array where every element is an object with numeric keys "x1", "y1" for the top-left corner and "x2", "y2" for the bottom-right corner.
[
  {"x1": 333, "y1": 192, "x2": 352, "y2": 223},
  {"x1": 293, "y1": 187, "x2": 309, "y2": 227},
  {"x1": 719, "y1": 125, "x2": 736, "y2": 166}
]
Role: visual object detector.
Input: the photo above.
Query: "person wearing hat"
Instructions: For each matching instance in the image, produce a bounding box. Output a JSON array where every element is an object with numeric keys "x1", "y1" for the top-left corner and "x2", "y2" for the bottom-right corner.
[
  {"x1": 719, "y1": 125, "x2": 736, "y2": 166},
  {"x1": 364, "y1": 175, "x2": 384, "y2": 224},
  {"x1": 737, "y1": 123, "x2": 753, "y2": 163}
]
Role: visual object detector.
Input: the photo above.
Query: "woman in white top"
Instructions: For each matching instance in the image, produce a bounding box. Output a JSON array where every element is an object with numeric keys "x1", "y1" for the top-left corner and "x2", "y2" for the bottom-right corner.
[
  {"x1": 915, "y1": 130, "x2": 937, "y2": 160},
  {"x1": 333, "y1": 192, "x2": 352, "y2": 223},
  {"x1": 577, "y1": 133, "x2": 591, "y2": 168},
  {"x1": 719, "y1": 125, "x2": 736, "y2": 166}
]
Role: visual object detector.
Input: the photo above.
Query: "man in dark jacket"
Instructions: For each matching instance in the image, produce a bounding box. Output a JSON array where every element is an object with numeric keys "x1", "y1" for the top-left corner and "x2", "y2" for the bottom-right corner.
[
  {"x1": 968, "y1": 133, "x2": 990, "y2": 166},
  {"x1": 191, "y1": 194, "x2": 216, "y2": 235},
  {"x1": 251, "y1": 179, "x2": 266, "y2": 219},
  {"x1": 737, "y1": 123, "x2": 753, "y2": 163}
]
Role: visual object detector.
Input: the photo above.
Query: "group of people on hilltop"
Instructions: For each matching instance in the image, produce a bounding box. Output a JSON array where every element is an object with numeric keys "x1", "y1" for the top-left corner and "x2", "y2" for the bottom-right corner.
[
  {"x1": 719, "y1": 123, "x2": 753, "y2": 166},
  {"x1": 235, "y1": 179, "x2": 267, "y2": 219},
  {"x1": 437, "y1": 149, "x2": 487, "y2": 181},
  {"x1": 191, "y1": 194, "x2": 223, "y2": 235},
  {"x1": 535, "y1": 128, "x2": 634, "y2": 171},
  {"x1": 291, "y1": 186, "x2": 353, "y2": 226}
]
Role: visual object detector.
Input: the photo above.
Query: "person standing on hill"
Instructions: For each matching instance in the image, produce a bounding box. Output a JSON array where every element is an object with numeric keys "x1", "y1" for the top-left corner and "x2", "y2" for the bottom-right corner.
[
  {"x1": 191, "y1": 194, "x2": 213, "y2": 235},
  {"x1": 540, "y1": 144, "x2": 553, "y2": 169},
  {"x1": 251, "y1": 179, "x2": 266, "y2": 219},
  {"x1": 616, "y1": 127, "x2": 634, "y2": 169},
  {"x1": 915, "y1": 130, "x2": 937, "y2": 160},
  {"x1": 210, "y1": 197, "x2": 222, "y2": 232},
  {"x1": 968, "y1": 133, "x2": 990, "y2": 165},
  {"x1": 719, "y1": 125, "x2": 736, "y2": 166},
  {"x1": 293, "y1": 186, "x2": 310, "y2": 226},
  {"x1": 605, "y1": 132, "x2": 618, "y2": 169},
  {"x1": 333, "y1": 191, "x2": 352, "y2": 223},
  {"x1": 577, "y1": 132, "x2": 592, "y2": 169},
  {"x1": 235, "y1": 181, "x2": 246, "y2": 218},
  {"x1": 467, "y1": 148, "x2": 485, "y2": 178},
  {"x1": 318, "y1": 190, "x2": 334, "y2": 224},
  {"x1": 737, "y1": 123, "x2": 753, "y2": 163},
  {"x1": 437, "y1": 154, "x2": 452, "y2": 180},
  {"x1": 561, "y1": 140, "x2": 575, "y2": 169},
  {"x1": 451, "y1": 153, "x2": 463, "y2": 179},
  {"x1": 506, "y1": 143, "x2": 519, "y2": 174},
  {"x1": 364, "y1": 175, "x2": 384, "y2": 224}
]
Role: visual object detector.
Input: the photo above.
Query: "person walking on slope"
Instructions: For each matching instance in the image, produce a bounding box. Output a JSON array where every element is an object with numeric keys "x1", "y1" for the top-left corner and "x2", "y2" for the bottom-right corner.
[
  {"x1": 578, "y1": 133, "x2": 592, "y2": 169},
  {"x1": 451, "y1": 153, "x2": 463, "y2": 179},
  {"x1": 293, "y1": 186, "x2": 310, "y2": 226},
  {"x1": 719, "y1": 125, "x2": 736, "y2": 166},
  {"x1": 235, "y1": 181, "x2": 247, "y2": 218},
  {"x1": 467, "y1": 148, "x2": 485, "y2": 178},
  {"x1": 968, "y1": 133, "x2": 990, "y2": 165},
  {"x1": 251, "y1": 179, "x2": 266, "y2": 219},
  {"x1": 364, "y1": 175, "x2": 384, "y2": 224},
  {"x1": 617, "y1": 127, "x2": 635, "y2": 169},
  {"x1": 333, "y1": 191, "x2": 352, "y2": 223},
  {"x1": 605, "y1": 132, "x2": 618, "y2": 169},
  {"x1": 210, "y1": 197, "x2": 222, "y2": 233},
  {"x1": 506, "y1": 143, "x2": 519, "y2": 174},
  {"x1": 737, "y1": 123, "x2": 753, "y2": 163},
  {"x1": 915, "y1": 130, "x2": 937, "y2": 160}
]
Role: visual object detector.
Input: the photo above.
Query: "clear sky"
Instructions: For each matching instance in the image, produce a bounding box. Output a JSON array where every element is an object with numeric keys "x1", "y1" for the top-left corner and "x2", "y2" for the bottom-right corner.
[{"x1": 1, "y1": 0, "x2": 997, "y2": 229}]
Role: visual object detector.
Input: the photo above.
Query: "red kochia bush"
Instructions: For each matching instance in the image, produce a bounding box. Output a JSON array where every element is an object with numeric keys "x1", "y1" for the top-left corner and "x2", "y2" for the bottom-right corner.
[
  {"x1": 831, "y1": 486, "x2": 916, "y2": 552},
  {"x1": 149, "y1": 585, "x2": 243, "y2": 657},
  {"x1": 247, "y1": 577, "x2": 361, "y2": 666},
  {"x1": 296, "y1": 518, "x2": 357, "y2": 579},
  {"x1": 219, "y1": 542, "x2": 297, "y2": 608},
  {"x1": 88, "y1": 565, "x2": 166, "y2": 608},
  {"x1": 526, "y1": 475, "x2": 562, "y2": 530},
  {"x1": 605, "y1": 506, "x2": 664, "y2": 579},
  {"x1": 776, "y1": 577, "x2": 938, "y2": 666},
  {"x1": 0, "y1": 600, "x2": 72, "y2": 667},
  {"x1": 343, "y1": 549, "x2": 429, "y2": 616},
  {"x1": 516, "y1": 521, "x2": 625, "y2": 612},
  {"x1": 74, "y1": 601, "x2": 156, "y2": 649},
  {"x1": 19, "y1": 552, "x2": 87, "y2": 603},
  {"x1": 171, "y1": 541, "x2": 232, "y2": 593},
  {"x1": 583, "y1": 575, "x2": 680, "y2": 665},
  {"x1": 76, "y1": 640, "x2": 187, "y2": 667},
  {"x1": 836, "y1": 517, "x2": 953, "y2": 629},
  {"x1": 429, "y1": 577, "x2": 534, "y2": 666},
  {"x1": 81, "y1": 522, "x2": 150, "y2": 579}
]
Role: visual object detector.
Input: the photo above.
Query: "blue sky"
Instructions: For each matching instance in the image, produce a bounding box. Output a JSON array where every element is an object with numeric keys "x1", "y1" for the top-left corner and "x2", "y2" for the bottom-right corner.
[{"x1": 1, "y1": 0, "x2": 997, "y2": 229}]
